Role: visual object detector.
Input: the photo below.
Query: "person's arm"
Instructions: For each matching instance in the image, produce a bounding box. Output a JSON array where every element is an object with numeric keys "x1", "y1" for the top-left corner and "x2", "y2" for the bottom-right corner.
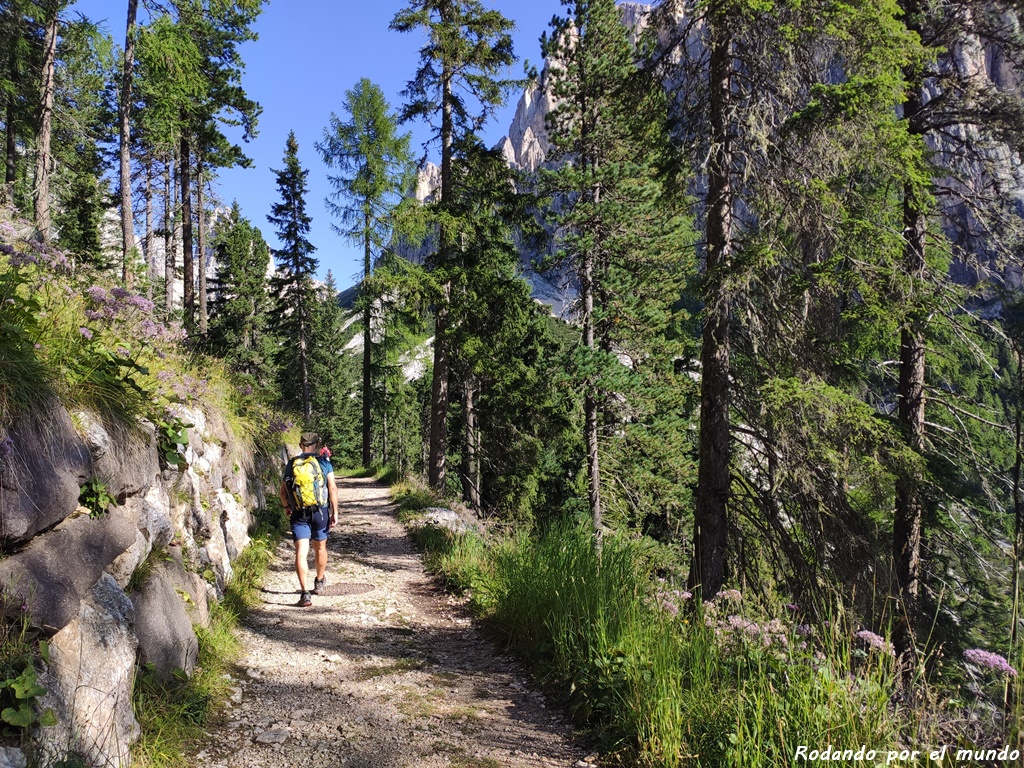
[
  {"x1": 279, "y1": 481, "x2": 291, "y2": 514},
  {"x1": 326, "y1": 471, "x2": 338, "y2": 524}
]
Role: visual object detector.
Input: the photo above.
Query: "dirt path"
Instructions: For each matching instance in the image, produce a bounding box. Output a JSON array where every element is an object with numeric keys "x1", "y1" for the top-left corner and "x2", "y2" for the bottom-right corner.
[{"x1": 192, "y1": 476, "x2": 594, "y2": 768}]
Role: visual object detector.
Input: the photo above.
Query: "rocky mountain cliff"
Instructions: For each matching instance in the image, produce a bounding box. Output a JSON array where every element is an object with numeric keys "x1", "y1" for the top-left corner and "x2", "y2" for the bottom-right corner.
[{"x1": 401, "y1": 2, "x2": 1024, "y2": 303}]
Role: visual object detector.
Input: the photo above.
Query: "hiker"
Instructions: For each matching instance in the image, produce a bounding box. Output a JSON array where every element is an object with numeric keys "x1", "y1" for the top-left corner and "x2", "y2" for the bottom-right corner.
[{"x1": 279, "y1": 432, "x2": 338, "y2": 607}]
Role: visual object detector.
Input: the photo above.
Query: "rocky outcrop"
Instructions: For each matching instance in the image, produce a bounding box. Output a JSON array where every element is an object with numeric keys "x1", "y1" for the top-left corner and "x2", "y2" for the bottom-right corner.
[{"x1": 0, "y1": 400, "x2": 265, "y2": 767}]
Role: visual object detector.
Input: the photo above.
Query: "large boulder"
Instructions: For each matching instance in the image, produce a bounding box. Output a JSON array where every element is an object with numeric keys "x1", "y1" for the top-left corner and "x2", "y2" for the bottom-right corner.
[
  {"x1": 105, "y1": 487, "x2": 175, "y2": 589},
  {"x1": 74, "y1": 411, "x2": 160, "y2": 501},
  {"x1": 131, "y1": 561, "x2": 201, "y2": 677},
  {"x1": 37, "y1": 574, "x2": 139, "y2": 768},
  {"x1": 0, "y1": 503, "x2": 139, "y2": 633},
  {"x1": 0, "y1": 405, "x2": 90, "y2": 544},
  {"x1": 214, "y1": 488, "x2": 251, "y2": 559}
]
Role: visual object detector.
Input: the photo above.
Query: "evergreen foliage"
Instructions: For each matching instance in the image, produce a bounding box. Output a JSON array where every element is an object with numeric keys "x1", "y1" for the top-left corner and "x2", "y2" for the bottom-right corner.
[
  {"x1": 316, "y1": 77, "x2": 414, "y2": 468},
  {"x1": 390, "y1": 0, "x2": 520, "y2": 491},
  {"x1": 207, "y1": 201, "x2": 278, "y2": 392}
]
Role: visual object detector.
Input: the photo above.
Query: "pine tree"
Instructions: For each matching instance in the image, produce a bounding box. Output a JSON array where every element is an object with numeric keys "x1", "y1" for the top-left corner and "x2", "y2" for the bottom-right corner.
[
  {"x1": 316, "y1": 77, "x2": 414, "y2": 469},
  {"x1": 391, "y1": 0, "x2": 519, "y2": 491},
  {"x1": 541, "y1": 0, "x2": 692, "y2": 546},
  {"x1": 268, "y1": 131, "x2": 318, "y2": 420},
  {"x1": 208, "y1": 201, "x2": 277, "y2": 390}
]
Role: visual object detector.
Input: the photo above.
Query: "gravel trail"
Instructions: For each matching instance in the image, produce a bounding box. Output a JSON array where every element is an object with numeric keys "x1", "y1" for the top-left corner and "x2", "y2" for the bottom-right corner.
[{"x1": 192, "y1": 476, "x2": 593, "y2": 768}]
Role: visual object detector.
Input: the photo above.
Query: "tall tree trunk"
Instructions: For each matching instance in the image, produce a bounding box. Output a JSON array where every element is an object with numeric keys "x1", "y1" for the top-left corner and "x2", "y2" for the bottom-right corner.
[
  {"x1": 893, "y1": 14, "x2": 927, "y2": 658},
  {"x1": 582, "y1": 244, "x2": 602, "y2": 544},
  {"x1": 1009, "y1": 350, "x2": 1023, "y2": 711},
  {"x1": 4, "y1": 96, "x2": 15, "y2": 204},
  {"x1": 180, "y1": 134, "x2": 194, "y2": 330},
  {"x1": 427, "y1": 54, "x2": 455, "y2": 491},
  {"x1": 144, "y1": 156, "x2": 154, "y2": 300},
  {"x1": 462, "y1": 375, "x2": 480, "y2": 511},
  {"x1": 298, "y1": 291, "x2": 311, "y2": 420},
  {"x1": 196, "y1": 159, "x2": 207, "y2": 336},
  {"x1": 164, "y1": 157, "x2": 174, "y2": 318},
  {"x1": 119, "y1": 0, "x2": 138, "y2": 286},
  {"x1": 362, "y1": 214, "x2": 373, "y2": 468},
  {"x1": 33, "y1": 1, "x2": 58, "y2": 241},
  {"x1": 894, "y1": 185, "x2": 927, "y2": 658},
  {"x1": 689, "y1": 15, "x2": 733, "y2": 600}
]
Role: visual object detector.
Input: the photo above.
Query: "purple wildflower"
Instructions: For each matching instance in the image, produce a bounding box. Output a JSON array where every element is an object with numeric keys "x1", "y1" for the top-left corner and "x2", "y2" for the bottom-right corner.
[
  {"x1": 116, "y1": 347, "x2": 130, "y2": 357},
  {"x1": 0, "y1": 435, "x2": 14, "y2": 459},
  {"x1": 111, "y1": 287, "x2": 130, "y2": 300},
  {"x1": 78, "y1": 327, "x2": 93, "y2": 340},
  {"x1": 8, "y1": 251, "x2": 38, "y2": 267},
  {"x1": 85, "y1": 286, "x2": 109, "y2": 304},
  {"x1": 963, "y1": 649, "x2": 1017, "y2": 677},
  {"x1": 785, "y1": 603, "x2": 799, "y2": 613},
  {"x1": 84, "y1": 310, "x2": 103, "y2": 321},
  {"x1": 715, "y1": 589, "x2": 742, "y2": 602},
  {"x1": 127, "y1": 295, "x2": 155, "y2": 313},
  {"x1": 855, "y1": 630, "x2": 895, "y2": 656},
  {"x1": 0, "y1": 243, "x2": 13, "y2": 255}
]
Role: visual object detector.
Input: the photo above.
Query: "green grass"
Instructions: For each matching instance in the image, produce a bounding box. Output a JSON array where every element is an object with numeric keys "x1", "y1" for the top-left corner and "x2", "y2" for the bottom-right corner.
[
  {"x1": 131, "y1": 531, "x2": 274, "y2": 768},
  {"x1": 398, "y1": 508, "x2": 924, "y2": 768}
]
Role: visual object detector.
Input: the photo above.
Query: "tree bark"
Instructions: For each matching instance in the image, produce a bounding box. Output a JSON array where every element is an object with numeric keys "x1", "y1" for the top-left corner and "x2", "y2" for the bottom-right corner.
[
  {"x1": 582, "y1": 242, "x2": 603, "y2": 544},
  {"x1": 180, "y1": 134, "x2": 194, "y2": 330},
  {"x1": 196, "y1": 159, "x2": 207, "y2": 336},
  {"x1": 894, "y1": 177, "x2": 928, "y2": 658},
  {"x1": 144, "y1": 156, "x2": 153, "y2": 300},
  {"x1": 462, "y1": 375, "x2": 481, "y2": 511},
  {"x1": 428, "y1": 284, "x2": 451, "y2": 489},
  {"x1": 689, "y1": 14, "x2": 733, "y2": 600},
  {"x1": 4, "y1": 96, "x2": 15, "y2": 204},
  {"x1": 164, "y1": 157, "x2": 174, "y2": 318},
  {"x1": 362, "y1": 211, "x2": 373, "y2": 468},
  {"x1": 119, "y1": 0, "x2": 138, "y2": 287},
  {"x1": 427, "y1": 36, "x2": 455, "y2": 491},
  {"x1": 298, "y1": 288, "x2": 311, "y2": 420},
  {"x1": 33, "y1": 0, "x2": 58, "y2": 241}
]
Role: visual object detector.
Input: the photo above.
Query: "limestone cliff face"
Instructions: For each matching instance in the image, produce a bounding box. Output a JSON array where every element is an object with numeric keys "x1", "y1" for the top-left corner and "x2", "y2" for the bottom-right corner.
[
  {"x1": 404, "y1": 2, "x2": 1024, "y2": 299},
  {"x1": 0, "y1": 401, "x2": 269, "y2": 767}
]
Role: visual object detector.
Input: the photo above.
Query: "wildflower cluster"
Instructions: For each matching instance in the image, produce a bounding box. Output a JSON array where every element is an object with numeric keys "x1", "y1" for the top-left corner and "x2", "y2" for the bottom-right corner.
[
  {"x1": 963, "y1": 649, "x2": 1017, "y2": 677},
  {"x1": 854, "y1": 630, "x2": 895, "y2": 657}
]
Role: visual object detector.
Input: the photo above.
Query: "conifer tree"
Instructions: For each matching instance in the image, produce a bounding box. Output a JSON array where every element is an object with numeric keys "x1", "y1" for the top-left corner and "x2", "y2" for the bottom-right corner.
[
  {"x1": 208, "y1": 201, "x2": 277, "y2": 389},
  {"x1": 542, "y1": 0, "x2": 690, "y2": 545},
  {"x1": 268, "y1": 131, "x2": 318, "y2": 420},
  {"x1": 316, "y1": 77, "x2": 414, "y2": 469},
  {"x1": 309, "y1": 271, "x2": 361, "y2": 464},
  {"x1": 391, "y1": 0, "x2": 519, "y2": 491}
]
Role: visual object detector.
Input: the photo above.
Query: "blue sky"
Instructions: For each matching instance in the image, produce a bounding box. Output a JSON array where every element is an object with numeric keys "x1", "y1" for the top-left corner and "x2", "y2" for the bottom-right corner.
[{"x1": 68, "y1": 0, "x2": 562, "y2": 288}]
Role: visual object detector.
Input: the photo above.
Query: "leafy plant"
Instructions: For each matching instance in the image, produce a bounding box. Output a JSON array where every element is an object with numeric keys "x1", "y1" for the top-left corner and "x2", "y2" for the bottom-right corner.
[
  {"x1": 79, "y1": 476, "x2": 115, "y2": 518},
  {"x1": 0, "y1": 661, "x2": 57, "y2": 734},
  {"x1": 154, "y1": 414, "x2": 193, "y2": 471}
]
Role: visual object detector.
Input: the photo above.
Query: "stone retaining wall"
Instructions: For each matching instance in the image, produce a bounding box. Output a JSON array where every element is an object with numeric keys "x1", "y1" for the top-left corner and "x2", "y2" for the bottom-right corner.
[{"x1": 0, "y1": 402, "x2": 267, "y2": 767}]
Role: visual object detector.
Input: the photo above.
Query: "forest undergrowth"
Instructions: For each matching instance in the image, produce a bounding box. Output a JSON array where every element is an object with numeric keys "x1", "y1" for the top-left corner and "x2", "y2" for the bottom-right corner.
[{"x1": 393, "y1": 479, "x2": 1023, "y2": 768}]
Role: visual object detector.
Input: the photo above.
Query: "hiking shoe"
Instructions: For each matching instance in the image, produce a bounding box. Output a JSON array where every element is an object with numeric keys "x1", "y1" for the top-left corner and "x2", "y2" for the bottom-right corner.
[
  {"x1": 313, "y1": 576, "x2": 326, "y2": 595},
  {"x1": 297, "y1": 591, "x2": 312, "y2": 607}
]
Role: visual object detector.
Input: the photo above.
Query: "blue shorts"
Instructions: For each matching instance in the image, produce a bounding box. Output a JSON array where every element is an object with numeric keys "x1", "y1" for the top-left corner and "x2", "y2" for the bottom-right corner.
[{"x1": 290, "y1": 507, "x2": 328, "y2": 542}]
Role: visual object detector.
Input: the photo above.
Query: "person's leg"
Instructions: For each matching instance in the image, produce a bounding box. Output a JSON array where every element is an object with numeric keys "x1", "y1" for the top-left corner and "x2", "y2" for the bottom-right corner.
[
  {"x1": 294, "y1": 537, "x2": 311, "y2": 592},
  {"x1": 310, "y1": 507, "x2": 329, "y2": 590},
  {"x1": 312, "y1": 539, "x2": 327, "y2": 580}
]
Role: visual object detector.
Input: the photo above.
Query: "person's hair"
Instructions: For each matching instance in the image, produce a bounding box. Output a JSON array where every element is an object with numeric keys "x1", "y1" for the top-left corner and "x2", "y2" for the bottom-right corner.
[{"x1": 299, "y1": 431, "x2": 320, "y2": 449}]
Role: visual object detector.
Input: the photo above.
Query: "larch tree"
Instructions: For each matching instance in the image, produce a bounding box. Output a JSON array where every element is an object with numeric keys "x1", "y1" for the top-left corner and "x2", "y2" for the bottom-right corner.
[
  {"x1": 316, "y1": 77, "x2": 414, "y2": 469},
  {"x1": 268, "y1": 131, "x2": 318, "y2": 421},
  {"x1": 390, "y1": 0, "x2": 519, "y2": 491}
]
